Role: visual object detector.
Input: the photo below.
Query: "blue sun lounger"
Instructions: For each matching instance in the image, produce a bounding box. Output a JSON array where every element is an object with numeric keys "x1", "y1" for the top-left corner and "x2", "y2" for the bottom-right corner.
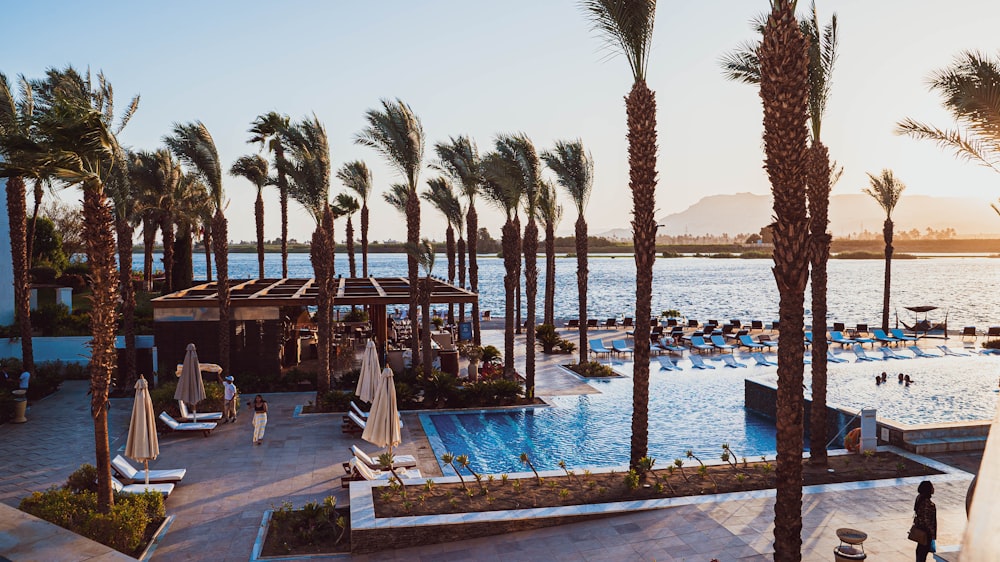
[
  {"x1": 751, "y1": 352, "x2": 777, "y2": 366},
  {"x1": 689, "y1": 335, "x2": 714, "y2": 353},
  {"x1": 738, "y1": 335, "x2": 765, "y2": 350},
  {"x1": 710, "y1": 335, "x2": 737, "y2": 353},
  {"x1": 908, "y1": 346, "x2": 939, "y2": 358},
  {"x1": 611, "y1": 339, "x2": 634, "y2": 356},
  {"x1": 880, "y1": 347, "x2": 911, "y2": 360},
  {"x1": 826, "y1": 350, "x2": 848, "y2": 364},
  {"x1": 829, "y1": 331, "x2": 856, "y2": 347},
  {"x1": 872, "y1": 329, "x2": 901, "y2": 346},
  {"x1": 890, "y1": 329, "x2": 918, "y2": 343},
  {"x1": 852, "y1": 343, "x2": 883, "y2": 362},
  {"x1": 658, "y1": 337, "x2": 686, "y2": 354},
  {"x1": 657, "y1": 356, "x2": 683, "y2": 371},
  {"x1": 720, "y1": 355, "x2": 747, "y2": 368},
  {"x1": 689, "y1": 354, "x2": 716, "y2": 369},
  {"x1": 937, "y1": 345, "x2": 970, "y2": 357},
  {"x1": 589, "y1": 339, "x2": 613, "y2": 358}
]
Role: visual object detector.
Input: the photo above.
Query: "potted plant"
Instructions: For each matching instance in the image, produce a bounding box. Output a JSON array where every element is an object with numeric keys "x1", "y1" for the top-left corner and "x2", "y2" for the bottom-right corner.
[{"x1": 466, "y1": 346, "x2": 483, "y2": 382}]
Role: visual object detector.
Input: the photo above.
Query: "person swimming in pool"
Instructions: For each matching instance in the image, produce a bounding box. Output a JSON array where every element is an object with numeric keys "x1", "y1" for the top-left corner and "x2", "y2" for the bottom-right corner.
[
  {"x1": 905, "y1": 374, "x2": 913, "y2": 386},
  {"x1": 898, "y1": 372, "x2": 905, "y2": 383}
]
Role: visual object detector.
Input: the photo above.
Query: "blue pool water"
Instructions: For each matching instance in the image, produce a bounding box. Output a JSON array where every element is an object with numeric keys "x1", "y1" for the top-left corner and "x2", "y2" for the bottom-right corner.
[{"x1": 420, "y1": 353, "x2": 1000, "y2": 474}]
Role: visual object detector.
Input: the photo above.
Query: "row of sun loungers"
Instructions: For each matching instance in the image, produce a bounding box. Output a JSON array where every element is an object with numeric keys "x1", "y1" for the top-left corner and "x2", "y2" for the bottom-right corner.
[
  {"x1": 645, "y1": 343, "x2": 979, "y2": 370},
  {"x1": 110, "y1": 454, "x2": 187, "y2": 498}
]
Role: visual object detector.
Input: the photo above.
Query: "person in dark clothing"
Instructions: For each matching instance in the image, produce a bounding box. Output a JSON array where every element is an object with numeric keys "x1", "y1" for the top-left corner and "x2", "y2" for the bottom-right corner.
[{"x1": 913, "y1": 480, "x2": 937, "y2": 561}]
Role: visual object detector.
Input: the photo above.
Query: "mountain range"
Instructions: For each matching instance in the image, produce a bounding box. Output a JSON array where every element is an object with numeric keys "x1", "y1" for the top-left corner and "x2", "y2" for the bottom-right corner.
[{"x1": 597, "y1": 192, "x2": 1000, "y2": 239}]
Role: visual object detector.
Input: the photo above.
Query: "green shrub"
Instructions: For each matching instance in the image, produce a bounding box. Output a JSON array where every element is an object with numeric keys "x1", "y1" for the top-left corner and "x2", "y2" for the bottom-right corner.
[
  {"x1": 20, "y1": 487, "x2": 95, "y2": 529},
  {"x1": 56, "y1": 274, "x2": 88, "y2": 290},
  {"x1": 555, "y1": 339, "x2": 577, "y2": 353},
  {"x1": 739, "y1": 251, "x2": 771, "y2": 259},
  {"x1": 335, "y1": 368, "x2": 360, "y2": 391},
  {"x1": 535, "y1": 324, "x2": 560, "y2": 353},
  {"x1": 63, "y1": 261, "x2": 91, "y2": 276},
  {"x1": 80, "y1": 499, "x2": 148, "y2": 554},
  {"x1": 418, "y1": 369, "x2": 461, "y2": 408},
  {"x1": 66, "y1": 464, "x2": 99, "y2": 494},
  {"x1": 481, "y1": 345, "x2": 502, "y2": 365},
  {"x1": 316, "y1": 390, "x2": 354, "y2": 412},
  {"x1": 150, "y1": 380, "x2": 224, "y2": 421},
  {"x1": 567, "y1": 361, "x2": 615, "y2": 377},
  {"x1": 28, "y1": 361, "x2": 65, "y2": 401},
  {"x1": 29, "y1": 266, "x2": 58, "y2": 284},
  {"x1": 62, "y1": 362, "x2": 89, "y2": 380}
]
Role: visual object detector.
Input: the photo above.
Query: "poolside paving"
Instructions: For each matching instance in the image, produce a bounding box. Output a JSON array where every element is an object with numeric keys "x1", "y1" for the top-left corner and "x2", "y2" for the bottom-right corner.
[{"x1": 0, "y1": 330, "x2": 982, "y2": 561}]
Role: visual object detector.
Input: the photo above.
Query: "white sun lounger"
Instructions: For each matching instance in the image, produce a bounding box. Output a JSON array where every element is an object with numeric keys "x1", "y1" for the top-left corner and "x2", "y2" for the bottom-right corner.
[
  {"x1": 720, "y1": 355, "x2": 747, "y2": 368},
  {"x1": 347, "y1": 458, "x2": 421, "y2": 482},
  {"x1": 657, "y1": 356, "x2": 682, "y2": 371},
  {"x1": 177, "y1": 400, "x2": 223, "y2": 422},
  {"x1": 112, "y1": 455, "x2": 186, "y2": 484},
  {"x1": 750, "y1": 352, "x2": 777, "y2": 366},
  {"x1": 111, "y1": 476, "x2": 174, "y2": 497},
  {"x1": 937, "y1": 345, "x2": 970, "y2": 356},
  {"x1": 351, "y1": 445, "x2": 417, "y2": 470},
  {"x1": 908, "y1": 346, "x2": 939, "y2": 358},
  {"x1": 689, "y1": 355, "x2": 716, "y2": 370},
  {"x1": 852, "y1": 344, "x2": 883, "y2": 362},
  {"x1": 158, "y1": 412, "x2": 216, "y2": 436},
  {"x1": 348, "y1": 401, "x2": 403, "y2": 427}
]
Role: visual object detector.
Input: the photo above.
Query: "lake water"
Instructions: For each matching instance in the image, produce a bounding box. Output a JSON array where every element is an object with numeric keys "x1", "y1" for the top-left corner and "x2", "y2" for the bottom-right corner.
[{"x1": 134, "y1": 252, "x2": 1000, "y2": 326}]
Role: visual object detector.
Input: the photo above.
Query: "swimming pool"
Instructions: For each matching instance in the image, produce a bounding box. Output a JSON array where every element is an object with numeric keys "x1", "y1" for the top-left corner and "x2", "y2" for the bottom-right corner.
[
  {"x1": 420, "y1": 352, "x2": 1000, "y2": 474},
  {"x1": 420, "y1": 361, "x2": 777, "y2": 474}
]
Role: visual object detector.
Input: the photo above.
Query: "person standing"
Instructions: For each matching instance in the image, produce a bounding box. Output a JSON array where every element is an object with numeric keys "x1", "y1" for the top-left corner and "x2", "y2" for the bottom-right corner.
[
  {"x1": 222, "y1": 376, "x2": 238, "y2": 423},
  {"x1": 913, "y1": 480, "x2": 937, "y2": 561},
  {"x1": 19, "y1": 369, "x2": 30, "y2": 391},
  {"x1": 249, "y1": 394, "x2": 268, "y2": 445}
]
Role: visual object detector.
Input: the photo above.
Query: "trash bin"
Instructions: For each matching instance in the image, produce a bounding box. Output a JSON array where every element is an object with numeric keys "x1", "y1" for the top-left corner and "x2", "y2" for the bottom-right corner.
[
  {"x1": 439, "y1": 349, "x2": 459, "y2": 378},
  {"x1": 12, "y1": 389, "x2": 28, "y2": 423}
]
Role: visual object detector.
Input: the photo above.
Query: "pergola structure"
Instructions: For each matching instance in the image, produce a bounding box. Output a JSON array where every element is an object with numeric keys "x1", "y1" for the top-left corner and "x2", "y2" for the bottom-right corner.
[{"x1": 152, "y1": 277, "x2": 478, "y2": 374}]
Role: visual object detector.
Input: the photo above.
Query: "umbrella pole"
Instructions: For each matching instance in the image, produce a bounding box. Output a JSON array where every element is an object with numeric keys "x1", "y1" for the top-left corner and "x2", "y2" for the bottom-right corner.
[{"x1": 144, "y1": 460, "x2": 149, "y2": 486}]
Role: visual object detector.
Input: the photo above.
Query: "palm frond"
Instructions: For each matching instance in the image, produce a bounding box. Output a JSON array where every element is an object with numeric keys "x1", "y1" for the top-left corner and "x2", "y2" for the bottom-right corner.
[
  {"x1": 719, "y1": 42, "x2": 762, "y2": 85},
  {"x1": 896, "y1": 117, "x2": 1000, "y2": 174},
  {"x1": 229, "y1": 154, "x2": 269, "y2": 193},
  {"x1": 863, "y1": 169, "x2": 906, "y2": 217},
  {"x1": 248, "y1": 112, "x2": 291, "y2": 153},
  {"x1": 432, "y1": 135, "x2": 481, "y2": 200},
  {"x1": 280, "y1": 114, "x2": 331, "y2": 223},
  {"x1": 334, "y1": 192, "x2": 360, "y2": 216},
  {"x1": 537, "y1": 179, "x2": 563, "y2": 230},
  {"x1": 422, "y1": 176, "x2": 464, "y2": 229},
  {"x1": 355, "y1": 98, "x2": 424, "y2": 190},
  {"x1": 479, "y1": 152, "x2": 522, "y2": 219},
  {"x1": 382, "y1": 183, "x2": 410, "y2": 216},
  {"x1": 580, "y1": 0, "x2": 657, "y2": 81},
  {"x1": 541, "y1": 139, "x2": 594, "y2": 214},
  {"x1": 405, "y1": 238, "x2": 436, "y2": 277},
  {"x1": 336, "y1": 160, "x2": 373, "y2": 202},
  {"x1": 163, "y1": 121, "x2": 224, "y2": 208}
]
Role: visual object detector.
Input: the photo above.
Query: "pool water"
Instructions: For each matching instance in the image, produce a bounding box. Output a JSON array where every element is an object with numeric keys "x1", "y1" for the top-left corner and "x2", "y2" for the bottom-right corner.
[
  {"x1": 420, "y1": 361, "x2": 777, "y2": 474},
  {"x1": 420, "y1": 352, "x2": 1000, "y2": 474}
]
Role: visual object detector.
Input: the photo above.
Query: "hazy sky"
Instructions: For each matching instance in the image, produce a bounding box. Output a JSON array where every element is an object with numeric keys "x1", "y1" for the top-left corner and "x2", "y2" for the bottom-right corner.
[{"x1": 4, "y1": 1, "x2": 1000, "y2": 243}]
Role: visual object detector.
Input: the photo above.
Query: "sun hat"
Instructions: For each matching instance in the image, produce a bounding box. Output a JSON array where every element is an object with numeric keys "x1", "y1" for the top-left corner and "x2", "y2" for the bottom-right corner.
[{"x1": 224, "y1": 375, "x2": 234, "y2": 382}]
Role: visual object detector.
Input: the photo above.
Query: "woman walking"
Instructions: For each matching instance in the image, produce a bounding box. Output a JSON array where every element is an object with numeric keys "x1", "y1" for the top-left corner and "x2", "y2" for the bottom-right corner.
[
  {"x1": 249, "y1": 394, "x2": 268, "y2": 445},
  {"x1": 913, "y1": 480, "x2": 937, "y2": 561}
]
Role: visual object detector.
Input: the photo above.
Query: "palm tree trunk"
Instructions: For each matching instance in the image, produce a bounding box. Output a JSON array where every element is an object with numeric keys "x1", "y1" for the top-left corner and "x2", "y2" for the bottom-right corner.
[
  {"x1": 346, "y1": 216, "x2": 356, "y2": 278},
  {"x1": 203, "y1": 225, "x2": 212, "y2": 282},
  {"x1": 760, "y1": 3, "x2": 811, "y2": 558},
  {"x1": 405, "y1": 189, "x2": 421, "y2": 365},
  {"x1": 524, "y1": 219, "x2": 538, "y2": 399},
  {"x1": 212, "y1": 211, "x2": 230, "y2": 376},
  {"x1": 576, "y1": 216, "x2": 589, "y2": 366},
  {"x1": 502, "y1": 219, "x2": 517, "y2": 378},
  {"x1": 446, "y1": 225, "x2": 456, "y2": 326},
  {"x1": 82, "y1": 184, "x2": 118, "y2": 513},
  {"x1": 421, "y1": 277, "x2": 433, "y2": 377},
  {"x1": 882, "y1": 219, "x2": 893, "y2": 332},
  {"x1": 457, "y1": 237, "x2": 466, "y2": 324},
  {"x1": 312, "y1": 209, "x2": 334, "y2": 393},
  {"x1": 808, "y1": 141, "x2": 832, "y2": 466},
  {"x1": 6, "y1": 176, "x2": 33, "y2": 373},
  {"x1": 360, "y1": 203, "x2": 369, "y2": 277},
  {"x1": 173, "y1": 228, "x2": 193, "y2": 290},
  {"x1": 160, "y1": 215, "x2": 174, "y2": 293},
  {"x1": 275, "y1": 145, "x2": 289, "y2": 278},
  {"x1": 255, "y1": 191, "x2": 265, "y2": 279},
  {"x1": 115, "y1": 216, "x2": 137, "y2": 391},
  {"x1": 514, "y1": 216, "x2": 522, "y2": 335},
  {"x1": 25, "y1": 180, "x2": 43, "y2": 269},
  {"x1": 468, "y1": 206, "x2": 481, "y2": 345},
  {"x1": 142, "y1": 221, "x2": 155, "y2": 292},
  {"x1": 627, "y1": 80, "x2": 658, "y2": 469},
  {"x1": 544, "y1": 221, "x2": 555, "y2": 326}
]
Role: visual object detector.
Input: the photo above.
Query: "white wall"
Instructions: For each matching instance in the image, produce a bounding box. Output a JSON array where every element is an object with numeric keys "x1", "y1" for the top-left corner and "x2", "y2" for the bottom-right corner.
[
  {"x1": 0, "y1": 175, "x2": 15, "y2": 326},
  {"x1": 0, "y1": 335, "x2": 155, "y2": 364}
]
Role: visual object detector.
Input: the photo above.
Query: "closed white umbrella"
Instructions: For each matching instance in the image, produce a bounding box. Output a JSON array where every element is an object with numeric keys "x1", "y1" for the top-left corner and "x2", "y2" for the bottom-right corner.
[
  {"x1": 361, "y1": 367, "x2": 401, "y2": 456},
  {"x1": 355, "y1": 340, "x2": 380, "y2": 404},
  {"x1": 125, "y1": 376, "x2": 159, "y2": 485},
  {"x1": 174, "y1": 343, "x2": 207, "y2": 422}
]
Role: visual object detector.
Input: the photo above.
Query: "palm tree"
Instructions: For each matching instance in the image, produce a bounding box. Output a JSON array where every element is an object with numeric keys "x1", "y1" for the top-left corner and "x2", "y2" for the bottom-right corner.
[
  {"x1": 542, "y1": 140, "x2": 593, "y2": 365},
  {"x1": 281, "y1": 115, "x2": 333, "y2": 391},
  {"x1": 0, "y1": 73, "x2": 35, "y2": 374},
  {"x1": 422, "y1": 176, "x2": 463, "y2": 325},
  {"x1": 481, "y1": 151, "x2": 522, "y2": 379},
  {"x1": 169, "y1": 173, "x2": 212, "y2": 290},
  {"x1": 229, "y1": 155, "x2": 269, "y2": 279},
  {"x1": 334, "y1": 192, "x2": 360, "y2": 278},
  {"x1": 759, "y1": 1, "x2": 812, "y2": 558},
  {"x1": 407, "y1": 239, "x2": 436, "y2": 377},
  {"x1": 497, "y1": 133, "x2": 541, "y2": 398},
  {"x1": 721, "y1": 0, "x2": 839, "y2": 467},
  {"x1": 249, "y1": 112, "x2": 291, "y2": 277},
  {"x1": 433, "y1": 136, "x2": 482, "y2": 344},
  {"x1": 537, "y1": 180, "x2": 562, "y2": 327},
  {"x1": 2, "y1": 95, "x2": 122, "y2": 512},
  {"x1": 581, "y1": 0, "x2": 658, "y2": 469},
  {"x1": 164, "y1": 122, "x2": 230, "y2": 375},
  {"x1": 864, "y1": 170, "x2": 905, "y2": 333},
  {"x1": 355, "y1": 99, "x2": 425, "y2": 362},
  {"x1": 336, "y1": 160, "x2": 373, "y2": 276},
  {"x1": 383, "y1": 183, "x2": 410, "y2": 215},
  {"x1": 130, "y1": 150, "x2": 181, "y2": 293}
]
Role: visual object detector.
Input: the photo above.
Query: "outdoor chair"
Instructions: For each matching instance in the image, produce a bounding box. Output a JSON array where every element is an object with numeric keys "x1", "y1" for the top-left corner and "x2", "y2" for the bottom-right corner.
[
  {"x1": 688, "y1": 336, "x2": 714, "y2": 353},
  {"x1": 750, "y1": 352, "x2": 776, "y2": 366},
  {"x1": 908, "y1": 345, "x2": 939, "y2": 358},
  {"x1": 987, "y1": 326, "x2": 1000, "y2": 340},
  {"x1": 343, "y1": 411, "x2": 367, "y2": 434},
  {"x1": 710, "y1": 335, "x2": 736, "y2": 353},
  {"x1": 589, "y1": 339, "x2": 613, "y2": 358},
  {"x1": 855, "y1": 323, "x2": 870, "y2": 337},
  {"x1": 351, "y1": 445, "x2": 417, "y2": 469},
  {"x1": 158, "y1": 412, "x2": 216, "y2": 437},
  {"x1": 851, "y1": 344, "x2": 883, "y2": 362},
  {"x1": 605, "y1": 318, "x2": 618, "y2": 330},
  {"x1": 622, "y1": 317, "x2": 634, "y2": 329},
  {"x1": 962, "y1": 326, "x2": 978, "y2": 341},
  {"x1": 729, "y1": 320, "x2": 742, "y2": 329},
  {"x1": 938, "y1": 345, "x2": 970, "y2": 356},
  {"x1": 738, "y1": 334, "x2": 764, "y2": 350},
  {"x1": 750, "y1": 320, "x2": 764, "y2": 331},
  {"x1": 587, "y1": 319, "x2": 599, "y2": 328},
  {"x1": 177, "y1": 400, "x2": 223, "y2": 422},
  {"x1": 720, "y1": 355, "x2": 747, "y2": 368},
  {"x1": 688, "y1": 354, "x2": 716, "y2": 370},
  {"x1": 830, "y1": 331, "x2": 856, "y2": 347},
  {"x1": 611, "y1": 339, "x2": 634, "y2": 356},
  {"x1": 771, "y1": 320, "x2": 780, "y2": 331},
  {"x1": 342, "y1": 458, "x2": 422, "y2": 487},
  {"x1": 687, "y1": 319, "x2": 699, "y2": 328},
  {"x1": 832, "y1": 322, "x2": 846, "y2": 332},
  {"x1": 111, "y1": 476, "x2": 174, "y2": 498},
  {"x1": 826, "y1": 351, "x2": 848, "y2": 364},
  {"x1": 349, "y1": 401, "x2": 403, "y2": 427},
  {"x1": 872, "y1": 329, "x2": 901, "y2": 346},
  {"x1": 658, "y1": 337, "x2": 686, "y2": 354},
  {"x1": 111, "y1": 455, "x2": 186, "y2": 484},
  {"x1": 565, "y1": 319, "x2": 580, "y2": 329},
  {"x1": 665, "y1": 318, "x2": 678, "y2": 327},
  {"x1": 890, "y1": 329, "x2": 918, "y2": 343},
  {"x1": 757, "y1": 334, "x2": 778, "y2": 349},
  {"x1": 657, "y1": 356, "x2": 682, "y2": 371},
  {"x1": 880, "y1": 347, "x2": 911, "y2": 360}
]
